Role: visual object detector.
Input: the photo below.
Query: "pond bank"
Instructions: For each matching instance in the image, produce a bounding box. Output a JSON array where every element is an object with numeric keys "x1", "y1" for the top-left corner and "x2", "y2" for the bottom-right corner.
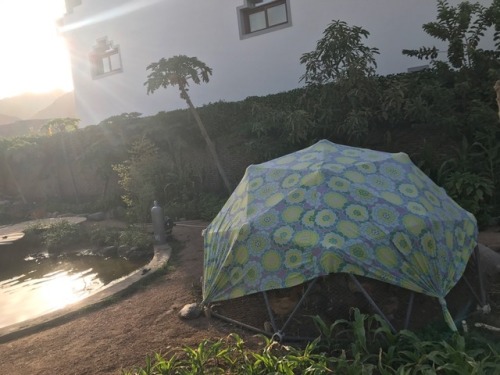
[{"x1": 0, "y1": 232, "x2": 171, "y2": 342}]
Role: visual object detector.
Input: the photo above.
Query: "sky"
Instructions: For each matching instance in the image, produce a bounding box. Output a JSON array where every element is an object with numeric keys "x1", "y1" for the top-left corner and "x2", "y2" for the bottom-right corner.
[{"x1": 0, "y1": 0, "x2": 73, "y2": 100}]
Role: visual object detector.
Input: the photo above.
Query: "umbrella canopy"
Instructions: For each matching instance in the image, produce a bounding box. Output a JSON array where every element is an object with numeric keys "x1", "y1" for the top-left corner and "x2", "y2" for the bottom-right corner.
[{"x1": 203, "y1": 140, "x2": 477, "y2": 330}]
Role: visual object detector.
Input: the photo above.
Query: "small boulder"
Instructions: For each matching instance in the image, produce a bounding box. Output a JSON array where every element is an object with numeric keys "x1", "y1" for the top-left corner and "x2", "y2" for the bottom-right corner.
[
  {"x1": 87, "y1": 212, "x2": 106, "y2": 221},
  {"x1": 178, "y1": 303, "x2": 202, "y2": 320},
  {"x1": 100, "y1": 245, "x2": 117, "y2": 257},
  {"x1": 478, "y1": 243, "x2": 500, "y2": 282},
  {"x1": 106, "y1": 206, "x2": 127, "y2": 220},
  {"x1": 117, "y1": 245, "x2": 130, "y2": 257}
]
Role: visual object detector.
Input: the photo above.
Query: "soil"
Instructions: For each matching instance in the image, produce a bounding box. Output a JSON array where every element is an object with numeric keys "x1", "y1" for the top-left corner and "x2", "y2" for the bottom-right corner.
[{"x1": 0, "y1": 221, "x2": 499, "y2": 375}]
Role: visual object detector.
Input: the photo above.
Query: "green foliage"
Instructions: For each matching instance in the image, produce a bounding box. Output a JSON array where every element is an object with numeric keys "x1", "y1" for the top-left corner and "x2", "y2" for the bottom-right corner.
[
  {"x1": 402, "y1": 0, "x2": 500, "y2": 70},
  {"x1": 198, "y1": 193, "x2": 227, "y2": 221},
  {"x1": 113, "y1": 138, "x2": 168, "y2": 223},
  {"x1": 145, "y1": 55, "x2": 212, "y2": 101},
  {"x1": 87, "y1": 224, "x2": 152, "y2": 250},
  {"x1": 437, "y1": 133, "x2": 500, "y2": 225},
  {"x1": 87, "y1": 224, "x2": 121, "y2": 247},
  {"x1": 247, "y1": 101, "x2": 316, "y2": 146},
  {"x1": 162, "y1": 163, "x2": 202, "y2": 220},
  {"x1": 40, "y1": 118, "x2": 80, "y2": 136},
  {"x1": 98, "y1": 112, "x2": 143, "y2": 126},
  {"x1": 124, "y1": 311, "x2": 500, "y2": 375},
  {"x1": 300, "y1": 20, "x2": 379, "y2": 84},
  {"x1": 25, "y1": 220, "x2": 83, "y2": 252},
  {"x1": 118, "y1": 226, "x2": 153, "y2": 250},
  {"x1": 299, "y1": 20, "x2": 380, "y2": 143},
  {"x1": 442, "y1": 170, "x2": 494, "y2": 214},
  {"x1": 123, "y1": 334, "x2": 332, "y2": 375}
]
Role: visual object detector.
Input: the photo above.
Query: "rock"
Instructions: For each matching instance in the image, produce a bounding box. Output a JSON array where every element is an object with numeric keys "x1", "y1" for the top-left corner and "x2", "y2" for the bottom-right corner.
[
  {"x1": 117, "y1": 245, "x2": 130, "y2": 257},
  {"x1": 178, "y1": 303, "x2": 202, "y2": 320},
  {"x1": 478, "y1": 243, "x2": 500, "y2": 281},
  {"x1": 87, "y1": 212, "x2": 106, "y2": 221},
  {"x1": 57, "y1": 213, "x2": 75, "y2": 218},
  {"x1": 106, "y1": 206, "x2": 127, "y2": 220},
  {"x1": 100, "y1": 245, "x2": 117, "y2": 257},
  {"x1": 126, "y1": 249, "x2": 143, "y2": 260},
  {"x1": 117, "y1": 245, "x2": 153, "y2": 260}
]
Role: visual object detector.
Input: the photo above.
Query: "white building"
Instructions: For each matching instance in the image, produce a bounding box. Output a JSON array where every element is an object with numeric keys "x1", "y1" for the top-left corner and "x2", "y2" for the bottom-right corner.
[{"x1": 60, "y1": 0, "x2": 493, "y2": 126}]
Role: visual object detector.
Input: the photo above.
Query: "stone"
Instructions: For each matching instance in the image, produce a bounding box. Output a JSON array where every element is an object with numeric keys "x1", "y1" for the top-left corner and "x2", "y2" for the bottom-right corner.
[
  {"x1": 87, "y1": 212, "x2": 106, "y2": 221},
  {"x1": 178, "y1": 303, "x2": 202, "y2": 320},
  {"x1": 117, "y1": 245, "x2": 153, "y2": 260},
  {"x1": 126, "y1": 249, "x2": 144, "y2": 260},
  {"x1": 117, "y1": 245, "x2": 130, "y2": 257},
  {"x1": 100, "y1": 245, "x2": 117, "y2": 257},
  {"x1": 478, "y1": 243, "x2": 500, "y2": 282}
]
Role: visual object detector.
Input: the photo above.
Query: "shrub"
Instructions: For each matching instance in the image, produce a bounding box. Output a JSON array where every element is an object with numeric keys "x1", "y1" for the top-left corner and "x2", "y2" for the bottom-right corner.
[
  {"x1": 118, "y1": 226, "x2": 153, "y2": 250},
  {"x1": 34, "y1": 220, "x2": 83, "y2": 253},
  {"x1": 87, "y1": 224, "x2": 121, "y2": 247}
]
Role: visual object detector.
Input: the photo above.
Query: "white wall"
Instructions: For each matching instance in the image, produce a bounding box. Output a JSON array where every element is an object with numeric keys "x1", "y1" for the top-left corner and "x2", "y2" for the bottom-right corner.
[{"x1": 61, "y1": 0, "x2": 495, "y2": 126}]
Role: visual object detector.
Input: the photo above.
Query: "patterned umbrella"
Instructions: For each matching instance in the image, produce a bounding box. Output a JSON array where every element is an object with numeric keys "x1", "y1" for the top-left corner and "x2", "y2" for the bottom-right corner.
[{"x1": 203, "y1": 140, "x2": 477, "y2": 330}]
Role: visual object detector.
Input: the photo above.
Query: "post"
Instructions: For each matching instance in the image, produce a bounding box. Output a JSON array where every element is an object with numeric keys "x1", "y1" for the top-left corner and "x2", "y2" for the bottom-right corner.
[{"x1": 151, "y1": 200, "x2": 166, "y2": 244}]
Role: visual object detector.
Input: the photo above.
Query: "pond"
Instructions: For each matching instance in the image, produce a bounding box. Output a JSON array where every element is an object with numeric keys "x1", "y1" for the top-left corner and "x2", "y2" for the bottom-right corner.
[{"x1": 0, "y1": 238, "x2": 149, "y2": 330}]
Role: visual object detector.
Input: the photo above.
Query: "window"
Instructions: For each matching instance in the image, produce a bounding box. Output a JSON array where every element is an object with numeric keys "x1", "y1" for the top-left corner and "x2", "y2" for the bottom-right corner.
[
  {"x1": 237, "y1": 0, "x2": 291, "y2": 39},
  {"x1": 65, "y1": 0, "x2": 82, "y2": 14},
  {"x1": 89, "y1": 37, "x2": 123, "y2": 79}
]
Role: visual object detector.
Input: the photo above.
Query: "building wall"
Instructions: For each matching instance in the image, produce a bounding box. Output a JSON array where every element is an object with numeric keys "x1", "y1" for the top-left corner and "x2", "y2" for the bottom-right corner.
[{"x1": 61, "y1": 0, "x2": 494, "y2": 126}]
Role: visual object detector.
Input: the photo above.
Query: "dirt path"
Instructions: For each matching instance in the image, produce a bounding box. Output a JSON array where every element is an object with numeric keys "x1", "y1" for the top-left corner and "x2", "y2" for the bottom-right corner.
[{"x1": 0, "y1": 221, "x2": 252, "y2": 375}]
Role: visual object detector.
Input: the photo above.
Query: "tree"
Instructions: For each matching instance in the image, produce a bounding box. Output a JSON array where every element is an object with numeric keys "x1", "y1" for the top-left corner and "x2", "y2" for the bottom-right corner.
[
  {"x1": 299, "y1": 20, "x2": 380, "y2": 142},
  {"x1": 299, "y1": 20, "x2": 379, "y2": 85},
  {"x1": 40, "y1": 117, "x2": 81, "y2": 203},
  {"x1": 402, "y1": 0, "x2": 500, "y2": 69},
  {"x1": 40, "y1": 118, "x2": 80, "y2": 135},
  {"x1": 144, "y1": 55, "x2": 232, "y2": 194},
  {"x1": 112, "y1": 138, "x2": 168, "y2": 222},
  {"x1": 0, "y1": 140, "x2": 27, "y2": 204}
]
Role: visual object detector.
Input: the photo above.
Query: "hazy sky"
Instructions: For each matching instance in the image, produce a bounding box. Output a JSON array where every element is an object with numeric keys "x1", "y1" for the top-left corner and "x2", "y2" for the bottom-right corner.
[{"x1": 0, "y1": 0, "x2": 73, "y2": 99}]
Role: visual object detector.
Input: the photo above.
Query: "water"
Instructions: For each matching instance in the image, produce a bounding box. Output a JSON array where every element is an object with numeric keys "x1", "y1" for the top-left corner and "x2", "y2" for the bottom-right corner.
[{"x1": 0, "y1": 241, "x2": 149, "y2": 329}]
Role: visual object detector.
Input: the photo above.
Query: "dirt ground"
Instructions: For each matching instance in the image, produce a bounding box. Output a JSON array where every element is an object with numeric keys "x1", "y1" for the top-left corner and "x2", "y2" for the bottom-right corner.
[
  {"x1": 0, "y1": 221, "x2": 256, "y2": 375},
  {"x1": 0, "y1": 221, "x2": 499, "y2": 375}
]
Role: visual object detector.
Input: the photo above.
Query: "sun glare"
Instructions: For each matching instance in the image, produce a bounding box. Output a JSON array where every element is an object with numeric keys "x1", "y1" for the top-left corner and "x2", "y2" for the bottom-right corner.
[{"x1": 0, "y1": 0, "x2": 73, "y2": 99}]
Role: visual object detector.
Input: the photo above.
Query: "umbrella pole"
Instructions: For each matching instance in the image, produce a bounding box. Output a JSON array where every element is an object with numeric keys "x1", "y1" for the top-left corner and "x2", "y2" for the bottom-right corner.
[
  {"x1": 209, "y1": 309, "x2": 270, "y2": 336},
  {"x1": 404, "y1": 292, "x2": 415, "y2": 330},
  {"x1": 280, "y1": 279, "x2": 318, "y2": 335},
  {"x1": 462, "y1": 275, "x2": 484, "y2": 307},
  {"x1": 474, "y1": 246, "x2": 488, "y2": 306},
  {"x1": 262, "y1": 291, "x2": 279, "y2": 333},
  {"x1": 458, "y1": 246, "x2": 488, "y2": 311},
  {"x1": 348, "y1": 274, "x2": 397, "y2": 333},
  {"x1": 262, "y1": 279, "x2": 319, "y2": 342}
]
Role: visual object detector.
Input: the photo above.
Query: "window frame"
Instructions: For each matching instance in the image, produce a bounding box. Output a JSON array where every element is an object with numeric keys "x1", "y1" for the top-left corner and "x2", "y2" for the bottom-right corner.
[
  {"x1": 89, "y1": 38, "x2": 123, "y2": 79},
  {"x1": 237, "y1": 0, "x2": 292, "y2": 40},
  {"x1": 65, "y1": 0, "x2": 82, "y2": 14}
]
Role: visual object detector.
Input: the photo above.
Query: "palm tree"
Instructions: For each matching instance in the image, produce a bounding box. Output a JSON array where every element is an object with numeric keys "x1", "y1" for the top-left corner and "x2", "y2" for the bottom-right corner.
[{"x1": 144, "y1": 55, "x2": 232, "y2": 194}]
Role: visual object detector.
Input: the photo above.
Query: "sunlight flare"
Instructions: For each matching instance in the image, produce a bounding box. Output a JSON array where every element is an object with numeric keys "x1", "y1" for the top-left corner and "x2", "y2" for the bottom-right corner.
[{"x1": 0, "y1": 0, "x2": 73, "y2": 99}]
